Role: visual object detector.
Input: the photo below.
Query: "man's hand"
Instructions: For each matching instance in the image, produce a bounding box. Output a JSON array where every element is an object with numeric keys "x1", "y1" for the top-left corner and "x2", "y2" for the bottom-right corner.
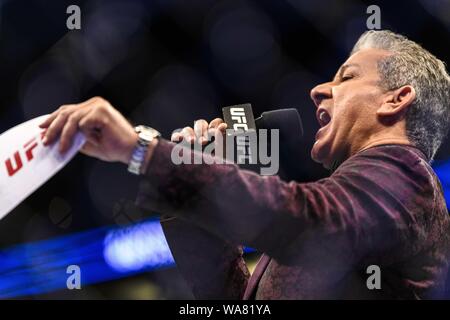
[
  {"x1": 39, "y1": 97, "x2": 139, "y2": 164},
  {"x1": 171, "y1": 118, "x2": 227, "y2": 157}
]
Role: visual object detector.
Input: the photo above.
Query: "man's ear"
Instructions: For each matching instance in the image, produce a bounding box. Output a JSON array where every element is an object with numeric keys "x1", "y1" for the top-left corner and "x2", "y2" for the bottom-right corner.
[{"x1": 377, "y1": 85, "x2": 416, "y2": 123}]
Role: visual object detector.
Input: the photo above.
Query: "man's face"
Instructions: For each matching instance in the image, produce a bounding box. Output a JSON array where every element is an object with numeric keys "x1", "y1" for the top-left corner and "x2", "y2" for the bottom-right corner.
[{"x1": 310, "y1": 48, "x2": 392, "y2": 169}]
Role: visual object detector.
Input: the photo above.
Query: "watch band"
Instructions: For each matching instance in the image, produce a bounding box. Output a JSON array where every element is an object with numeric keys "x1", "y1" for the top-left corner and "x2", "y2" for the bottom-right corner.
[{"x1": 128, "y1": 125, "x2": 161, "y2": 175}]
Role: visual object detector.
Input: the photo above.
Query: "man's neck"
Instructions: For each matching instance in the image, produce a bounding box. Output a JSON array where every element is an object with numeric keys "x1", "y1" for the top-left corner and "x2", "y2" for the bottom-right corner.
[
  {"x1": 329, "y1": 135, "x2": 413, "y2": 172},
  {"x1": 356, "y1": 136, "x2": 412, "y2": 154}
]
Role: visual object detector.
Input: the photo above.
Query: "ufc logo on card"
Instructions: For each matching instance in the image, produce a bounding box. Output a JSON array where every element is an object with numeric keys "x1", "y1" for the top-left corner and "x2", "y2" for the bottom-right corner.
[
  {"x1": 5, "y1": 132, "x2": 45, "y2": 177},
  {"x1": 0, "y1": 115, "x2": 85, "y2": 220}
]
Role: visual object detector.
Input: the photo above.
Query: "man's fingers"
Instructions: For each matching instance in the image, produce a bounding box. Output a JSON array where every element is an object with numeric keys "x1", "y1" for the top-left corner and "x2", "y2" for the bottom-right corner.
[
  {"x1": 43, "y1": 111, "x2": 72, "y2": 145},
  {"x1": 40, "y1": 98, "x2": 102, "y2": 129},
  {"x1": 39, "y1": 105, "x2": 72, "y2": 130},
  {"x1": 58, "y1": 108, "x2": 91, "y2": 153},
  {"x1": 217, "y1": 122, "x2": 227, "y2": 133},
  {"x1": 39, "y1": 111, "x2": 60, "y2": 129},
  {"x1": 171, "y1": 131, "x2": 182, "y2": 142},
  {"x1": 180, "y1": 126, "x2": 195, "y2": 144},
  {"x1": 208, "y1": 122, "x2": 227, "y2": 139},
  {"x1": 209, "y1": 118, "x2": 224, "y2": 129},
  {"x1": 207, "y1": 118, "x2": 224, "y2": 143},
  {"x1": 171, "y1": 118, "x2": 224, "y2": 145},
  {"x1": 194, "y1": 119, "x2": 209, "y2": 145}
]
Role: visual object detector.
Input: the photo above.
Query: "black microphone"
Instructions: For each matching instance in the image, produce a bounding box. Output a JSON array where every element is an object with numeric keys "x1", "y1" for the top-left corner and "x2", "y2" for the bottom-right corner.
[
  {"x1": 256, "y1": 108, "x2": 304, "y2": 181},
  {"x1": 222, "y1": 104, "x2": 304, "y2": 180},
  {"x1": 255, "y1": 108, "x2": 303, "y2": 152}
]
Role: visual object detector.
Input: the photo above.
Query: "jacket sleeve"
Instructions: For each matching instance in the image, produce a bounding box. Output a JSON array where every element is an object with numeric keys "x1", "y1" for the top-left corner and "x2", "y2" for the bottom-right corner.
[{"x1": 160, "y1": 215, "x2": 250, "y2": 299}]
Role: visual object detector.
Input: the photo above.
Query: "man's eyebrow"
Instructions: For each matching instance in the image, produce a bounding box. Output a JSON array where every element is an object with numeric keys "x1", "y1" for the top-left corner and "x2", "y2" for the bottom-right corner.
[{"x1": 333, "y1": 63, "x2": 361, "y2": 81}]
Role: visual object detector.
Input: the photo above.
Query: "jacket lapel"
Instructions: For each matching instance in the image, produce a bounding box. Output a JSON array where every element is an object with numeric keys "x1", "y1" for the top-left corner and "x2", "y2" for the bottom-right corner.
[{"x1": 243, "y1": 254, "x2": 271, "y2": 300}]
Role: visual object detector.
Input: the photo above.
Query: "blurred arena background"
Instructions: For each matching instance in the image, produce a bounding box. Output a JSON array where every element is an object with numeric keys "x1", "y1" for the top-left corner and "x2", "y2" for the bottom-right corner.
[{"x1": 0, "y1": 0, "x2": 449, "y2": 299}]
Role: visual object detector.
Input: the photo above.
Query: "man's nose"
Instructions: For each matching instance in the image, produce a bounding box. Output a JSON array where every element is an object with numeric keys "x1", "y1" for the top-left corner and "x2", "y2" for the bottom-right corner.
[{"x1": 310, "y1": 82, "x2": 332, "y2": 108}]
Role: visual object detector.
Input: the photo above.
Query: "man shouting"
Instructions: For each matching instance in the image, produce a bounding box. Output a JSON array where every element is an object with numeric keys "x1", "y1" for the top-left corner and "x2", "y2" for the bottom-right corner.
[{"x1": 40, "y1": 30, "x2": 450, "y2": 299}]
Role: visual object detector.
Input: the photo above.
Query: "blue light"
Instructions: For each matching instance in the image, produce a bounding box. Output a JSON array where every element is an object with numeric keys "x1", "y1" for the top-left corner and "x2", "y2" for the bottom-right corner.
[
  {"x1": 434, "y1": 160, "x2": 450, "y2": 207},
  {"x1": 0, "y1": 215, "x2": 254, "y2": 298},
  {"x1": 0, "y1": 219, "x2": 175, "y2": 298},
  {"x1": 103, "y1": 220, "x2": 174, "y2": 272}
]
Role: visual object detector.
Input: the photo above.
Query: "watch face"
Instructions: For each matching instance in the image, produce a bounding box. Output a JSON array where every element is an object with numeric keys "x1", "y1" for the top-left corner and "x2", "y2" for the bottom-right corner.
[{"x1": 137, "y1": 126, "x2": 160, "y2": 141}]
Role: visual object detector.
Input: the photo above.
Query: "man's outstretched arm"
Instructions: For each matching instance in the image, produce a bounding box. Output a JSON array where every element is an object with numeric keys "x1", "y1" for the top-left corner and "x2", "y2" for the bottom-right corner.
[
  {"x1": 40, "y1": 98, "x2": 427, "y2": 288},
  {"x1": 39, "y1": 98, "x2": 251, "y2": 299}
]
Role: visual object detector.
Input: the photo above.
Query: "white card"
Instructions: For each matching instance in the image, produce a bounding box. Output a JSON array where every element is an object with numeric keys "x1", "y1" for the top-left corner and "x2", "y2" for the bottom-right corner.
[{"x1": 0, "y1": 115, "x2": 86, "y2": 220}]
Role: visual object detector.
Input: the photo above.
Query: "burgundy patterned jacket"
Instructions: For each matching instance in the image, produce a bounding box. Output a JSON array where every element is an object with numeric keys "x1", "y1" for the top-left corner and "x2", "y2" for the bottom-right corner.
[{"x1": 136, "y1": 139, "x2": 450, "y2": 299}]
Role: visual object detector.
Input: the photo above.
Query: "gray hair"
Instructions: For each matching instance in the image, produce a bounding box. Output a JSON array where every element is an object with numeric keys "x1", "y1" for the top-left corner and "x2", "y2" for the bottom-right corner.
[{"x1": 351, "y1": 30, "x2": 450, "y2": 160}]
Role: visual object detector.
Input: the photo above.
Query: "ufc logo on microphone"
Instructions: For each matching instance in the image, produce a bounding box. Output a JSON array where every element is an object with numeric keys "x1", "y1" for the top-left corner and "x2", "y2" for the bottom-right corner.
[
  {"x1": 230, "y1": 107, "x2": 249, "y2": 131},
  {"x1": 4, "y1": 131, "x2": 45, "y2": 177}
]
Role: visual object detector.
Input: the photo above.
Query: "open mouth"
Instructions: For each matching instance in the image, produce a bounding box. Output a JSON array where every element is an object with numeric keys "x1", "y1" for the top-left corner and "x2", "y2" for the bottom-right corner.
[{"x1": 316, "y1": 108, "x2": 331, "y2": 128}]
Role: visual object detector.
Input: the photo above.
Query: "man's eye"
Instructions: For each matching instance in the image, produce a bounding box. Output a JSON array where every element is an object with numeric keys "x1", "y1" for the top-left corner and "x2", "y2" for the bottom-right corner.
[{"x1": 341, "y1": 75, "x2": 353, "y2": 82}]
